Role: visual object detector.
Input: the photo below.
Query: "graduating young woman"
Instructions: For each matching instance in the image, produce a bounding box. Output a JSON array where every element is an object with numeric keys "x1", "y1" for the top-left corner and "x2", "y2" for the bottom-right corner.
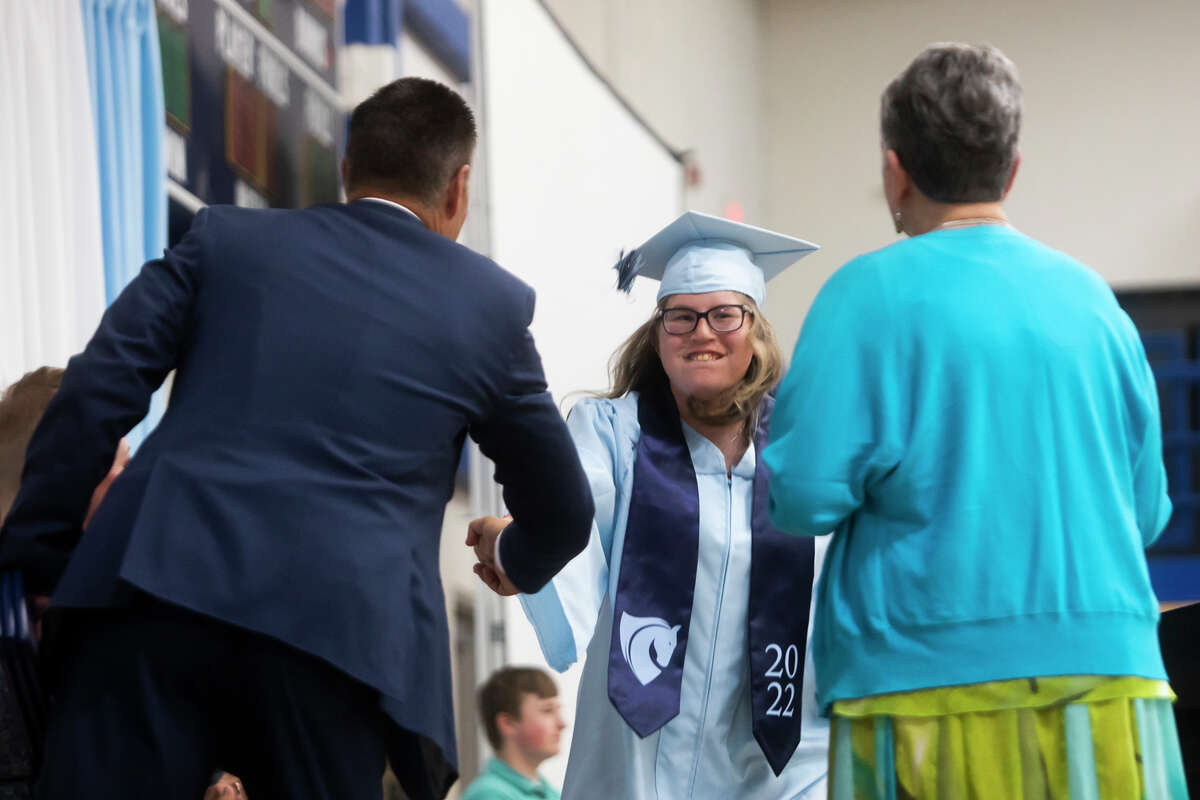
[{"x1": 472, "y1": 212, "x2": 830, "y2": 798}]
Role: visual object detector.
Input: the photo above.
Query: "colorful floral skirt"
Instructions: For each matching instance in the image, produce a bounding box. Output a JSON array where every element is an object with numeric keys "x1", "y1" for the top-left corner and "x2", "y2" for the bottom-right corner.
[{"x1": 828, "y1": 676, "x2": 1189, "y2": 800}]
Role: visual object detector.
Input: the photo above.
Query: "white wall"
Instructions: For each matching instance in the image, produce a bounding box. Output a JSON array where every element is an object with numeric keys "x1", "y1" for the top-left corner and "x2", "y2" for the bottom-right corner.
[
  {"x1": 763, "y1": 0, "x2": 1200, "y2": 352},
  {"x1": 542, "y1": 0, "x2": 767, "y2": 221},
  {"x1": 480, "y1": 0, "x2": 683, "y2": 406}
]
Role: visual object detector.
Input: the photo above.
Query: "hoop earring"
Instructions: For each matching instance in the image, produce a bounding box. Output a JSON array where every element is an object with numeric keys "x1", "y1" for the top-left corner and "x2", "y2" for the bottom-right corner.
[{"x1": 893, "y1": 210, "x2": 904, "y2": 234}]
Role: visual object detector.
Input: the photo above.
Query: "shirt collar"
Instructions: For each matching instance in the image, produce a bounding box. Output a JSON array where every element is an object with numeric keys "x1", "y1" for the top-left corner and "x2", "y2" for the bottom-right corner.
[
  {"x1": 485, "y1": 758, "x2": 551, "y2": 797},
  {"x1": 358, "y1": 197, "x2": 421, "y2": 221},
  {"x1": 679, "y1": 419, "x2": 757, "y2": 479}
]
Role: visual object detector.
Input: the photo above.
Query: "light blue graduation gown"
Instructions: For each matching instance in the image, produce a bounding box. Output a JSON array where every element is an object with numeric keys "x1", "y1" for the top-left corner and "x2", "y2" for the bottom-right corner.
[{"x1": 521, "y1": 394, "x2": 828, "y2": 799}]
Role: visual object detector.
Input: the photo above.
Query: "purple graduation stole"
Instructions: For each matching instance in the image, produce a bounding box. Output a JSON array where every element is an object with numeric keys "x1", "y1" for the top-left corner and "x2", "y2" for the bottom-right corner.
[{"x1": 607, "y1": 382, "x2": 814, "y2": 776}]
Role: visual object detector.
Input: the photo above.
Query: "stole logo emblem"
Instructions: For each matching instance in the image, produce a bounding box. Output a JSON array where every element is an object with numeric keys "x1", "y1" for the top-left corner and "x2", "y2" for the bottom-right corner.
[{"x1": 619, "y1": 612, "x2": 681, "y2": 685}]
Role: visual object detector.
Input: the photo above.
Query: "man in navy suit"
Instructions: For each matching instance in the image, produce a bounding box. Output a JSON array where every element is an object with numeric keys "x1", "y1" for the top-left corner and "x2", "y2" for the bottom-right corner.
[{"x1": 0, "y1": 77, "x2": 594, "y2": 800}]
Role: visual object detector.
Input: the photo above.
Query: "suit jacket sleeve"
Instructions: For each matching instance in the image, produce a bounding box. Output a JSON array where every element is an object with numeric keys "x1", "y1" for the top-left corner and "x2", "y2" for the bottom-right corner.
[
  {"x1": 469, "y1": 288, "x2": 594, "y2": 594},
  {"x1": 0, "y1": 209, "x2": 209, "y2": 593},
  {"x1": 519, "y1": 398, "x2": 622, "y2": 671}
]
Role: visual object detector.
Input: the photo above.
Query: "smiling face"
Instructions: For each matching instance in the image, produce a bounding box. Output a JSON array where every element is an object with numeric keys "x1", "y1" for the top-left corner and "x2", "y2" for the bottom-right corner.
[{"x1": 656, "y1": 291, "x2": 755, "y2": 404}]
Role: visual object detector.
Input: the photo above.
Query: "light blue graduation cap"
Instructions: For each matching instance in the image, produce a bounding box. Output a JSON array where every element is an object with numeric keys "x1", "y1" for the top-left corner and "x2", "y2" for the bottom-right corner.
[{"x1": 615, "y1": 211, "x2": 819, "y2": 305}]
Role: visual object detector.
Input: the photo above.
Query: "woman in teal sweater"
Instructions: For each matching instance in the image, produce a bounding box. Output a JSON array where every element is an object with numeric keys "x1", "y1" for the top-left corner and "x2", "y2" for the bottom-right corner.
[{"x1": 764, "y1": 43, "x2": 1187, "y2": 798}]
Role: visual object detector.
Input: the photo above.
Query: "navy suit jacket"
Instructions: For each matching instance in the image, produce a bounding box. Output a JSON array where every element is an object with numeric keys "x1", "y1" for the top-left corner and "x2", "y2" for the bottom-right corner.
[{"x1": 0, "y1": 200, "x2": 594, "y2": 790}]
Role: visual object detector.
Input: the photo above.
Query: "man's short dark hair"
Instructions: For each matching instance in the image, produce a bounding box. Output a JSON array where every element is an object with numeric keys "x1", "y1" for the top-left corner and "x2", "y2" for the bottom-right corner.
[
  {"x1": 0, "y1": 367, "x2": 64, "y2": 521},
  {"x1": 344, "y1": 77, "x2": 477, "y2": 203},
  {"x1": 478, "y1": 667, "x2": 558, "y2": 751}
]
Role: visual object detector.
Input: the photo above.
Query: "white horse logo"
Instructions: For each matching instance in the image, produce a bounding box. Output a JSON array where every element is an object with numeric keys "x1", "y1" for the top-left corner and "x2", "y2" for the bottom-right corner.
[{"x1": 619, "y1": 612, "x2": 681, "y2": 685}]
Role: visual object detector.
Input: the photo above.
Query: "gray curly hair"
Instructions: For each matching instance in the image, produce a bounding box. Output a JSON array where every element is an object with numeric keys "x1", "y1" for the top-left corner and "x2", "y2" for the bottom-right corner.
[{"x1": 881, "y1": 43, "x2": 1022, "y2": 203}]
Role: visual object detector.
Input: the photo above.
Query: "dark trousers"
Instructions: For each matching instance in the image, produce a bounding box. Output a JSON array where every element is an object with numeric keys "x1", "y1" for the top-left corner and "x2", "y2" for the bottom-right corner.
[{"x1": 35, "y1": 596, "x2": 388, "y2": 800}]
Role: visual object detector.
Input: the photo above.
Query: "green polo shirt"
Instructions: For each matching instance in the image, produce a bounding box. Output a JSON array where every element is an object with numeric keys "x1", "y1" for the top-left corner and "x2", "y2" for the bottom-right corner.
[{"x1": 460, "y1": 758, "x2": 560, "y2": 800}]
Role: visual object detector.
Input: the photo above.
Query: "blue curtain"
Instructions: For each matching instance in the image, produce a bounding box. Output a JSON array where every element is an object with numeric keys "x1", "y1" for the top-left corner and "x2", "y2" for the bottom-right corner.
[
  {"x1": 80, "y1": 0, "x2": 167, "y2": 450},
  {"x1": 345, "y1": 0, "x2": 403, "y2": 45},
  {"x1": 344, "y1": 0, "x2": 471, "y2": 81}
]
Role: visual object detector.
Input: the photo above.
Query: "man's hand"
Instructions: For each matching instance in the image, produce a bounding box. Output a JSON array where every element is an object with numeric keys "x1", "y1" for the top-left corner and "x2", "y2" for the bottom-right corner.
[
  {"x1": 472, "y1": 561, "x2": 519, "y2": 597},
  {"x1": 83, "y1": 438, "x2": 130, "y2": 530},
  {"x1": 203, "y1": 772, "x2": 247, "y2": 799},
  {"x1": 466, "y1": 515, "x2": 520, "y2": 596},
  {"x1": 465, "y1": 515, "x2": 507, "y2": 564}
]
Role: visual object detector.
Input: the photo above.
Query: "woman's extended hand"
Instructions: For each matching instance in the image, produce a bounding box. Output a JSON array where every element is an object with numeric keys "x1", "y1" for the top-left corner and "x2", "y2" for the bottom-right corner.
[{"x1": 83, "y1": 438, "x2": 131, "y2": 530}]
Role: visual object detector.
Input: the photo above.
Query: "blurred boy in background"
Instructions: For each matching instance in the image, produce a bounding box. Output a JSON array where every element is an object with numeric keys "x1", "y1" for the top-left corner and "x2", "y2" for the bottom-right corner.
[{"x1": 463, "y1": 667, "x2": 565, "y2": 800}]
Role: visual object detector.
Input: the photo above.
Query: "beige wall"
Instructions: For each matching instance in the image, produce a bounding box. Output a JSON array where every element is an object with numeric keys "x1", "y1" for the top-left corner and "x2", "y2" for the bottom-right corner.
[
  {"x1": 438, "y1": 488, "x2": 478, "y2": 800},
  {"x1": 764, "y1": 0, "x2": 1200, "y2": 351},
  {"x1": 542, "y1": 0, "x2": 767, "y2": 220},
  {"x1": 539, "y1": 0, "x2": 1200, "y2": 351}
]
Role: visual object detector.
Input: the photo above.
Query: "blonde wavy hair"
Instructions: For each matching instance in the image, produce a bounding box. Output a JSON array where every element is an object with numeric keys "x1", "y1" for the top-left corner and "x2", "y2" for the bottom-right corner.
[{"x1": 605, "y1": 293, "x2": 783, "y2": 435}]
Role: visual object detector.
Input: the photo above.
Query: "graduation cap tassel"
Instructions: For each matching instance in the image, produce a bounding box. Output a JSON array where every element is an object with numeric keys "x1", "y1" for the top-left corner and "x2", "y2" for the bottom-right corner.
[{"x1": 613, "y1": 248, "x2": 643, "y2": 294}]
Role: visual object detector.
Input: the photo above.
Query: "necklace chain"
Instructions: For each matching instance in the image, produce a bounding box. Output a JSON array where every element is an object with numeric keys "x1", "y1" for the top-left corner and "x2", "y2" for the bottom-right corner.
[{"x1": 937, "y1": 216, "x2": 1009, "y2": 229}]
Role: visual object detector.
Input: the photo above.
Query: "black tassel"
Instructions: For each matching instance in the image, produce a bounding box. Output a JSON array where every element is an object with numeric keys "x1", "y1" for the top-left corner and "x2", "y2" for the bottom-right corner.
[{"x1": 613, "y1": 247, "x2": 643, "y2": 294}]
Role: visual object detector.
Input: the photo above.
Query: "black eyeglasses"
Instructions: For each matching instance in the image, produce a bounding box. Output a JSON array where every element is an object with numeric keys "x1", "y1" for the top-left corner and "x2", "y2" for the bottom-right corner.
[{"x1": 659, "y1": 304, "x2": 752, "y2": 335}]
